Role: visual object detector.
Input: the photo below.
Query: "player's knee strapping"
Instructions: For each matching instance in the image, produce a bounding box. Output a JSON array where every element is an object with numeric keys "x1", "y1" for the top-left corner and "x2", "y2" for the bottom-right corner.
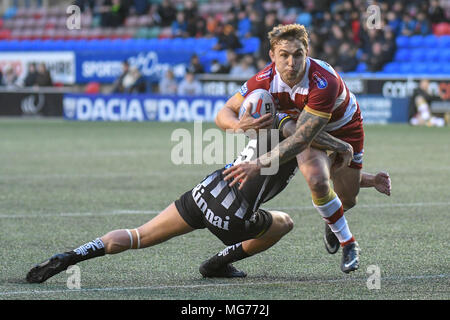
[
  {"x1": 125, "y1": 229, "x2": 141, "y2": 249},
  {"x1": 312, "y1": 189, "x2": 354, "y2": 245}
]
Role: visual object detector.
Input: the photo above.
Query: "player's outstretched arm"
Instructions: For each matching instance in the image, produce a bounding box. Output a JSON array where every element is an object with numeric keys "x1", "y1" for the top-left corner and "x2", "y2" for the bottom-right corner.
[{"x1": 360, "y1": 172, "x2": 391, "y2": 196}]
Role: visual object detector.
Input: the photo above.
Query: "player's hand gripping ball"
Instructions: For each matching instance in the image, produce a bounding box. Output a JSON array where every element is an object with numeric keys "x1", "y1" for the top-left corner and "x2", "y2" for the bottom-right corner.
[{"x1": 238, "y1": 89, "x2": 276, "y2": 120}]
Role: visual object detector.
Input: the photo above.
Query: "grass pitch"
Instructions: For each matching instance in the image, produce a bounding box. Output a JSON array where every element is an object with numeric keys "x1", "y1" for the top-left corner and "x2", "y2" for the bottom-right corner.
[{"x1": 0, "y1": 118, "x2": 449, "y2": 300}]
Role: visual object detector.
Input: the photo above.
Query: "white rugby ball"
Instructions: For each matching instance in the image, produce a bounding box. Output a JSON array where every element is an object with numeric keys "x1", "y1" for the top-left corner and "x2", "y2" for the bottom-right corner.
[{"x1": 238, "y1": 89, "x2": 276, "y2": 119}]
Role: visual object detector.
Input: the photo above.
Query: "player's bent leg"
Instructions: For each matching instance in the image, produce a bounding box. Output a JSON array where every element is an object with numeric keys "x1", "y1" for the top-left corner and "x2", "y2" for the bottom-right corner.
[
  {"x1": 297, "y1": 148, "x2": 332, "y2": 199},
  {"x1": 199, "y1": 210, "x2": 293, "y2": 278},
  {"x1": 101, "y1": 203, "x2": 194, "y2": 254},
  {"x1": 26, "y1": 203, "x2": 194, "y2": 283},
  {"x1": 242, "y1": 210, "x2": 294, "y2": 256},
  {"x1": 331, "y1": 166, "x2": 362, "y2": 211}
]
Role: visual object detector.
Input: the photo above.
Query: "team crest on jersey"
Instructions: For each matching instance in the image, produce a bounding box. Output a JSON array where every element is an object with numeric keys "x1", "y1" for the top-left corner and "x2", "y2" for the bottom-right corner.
[
  {"x1": 256, "y1": 68, "x2": 272, "y2": 81},
  {"x1": 312, "y1": 71, "x2": 328, "y2": 89},
  {"x1": 239, "y1": 81, "x2": 248, "y2": 96}
]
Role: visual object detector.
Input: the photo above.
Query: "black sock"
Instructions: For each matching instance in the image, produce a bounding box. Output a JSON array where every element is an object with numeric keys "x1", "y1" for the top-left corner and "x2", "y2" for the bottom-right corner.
[
  {"x1": 67, "y1": 238, "x2": 106, "y2": 264},
  {"x1": 206, "y1": 243, "x2": 250, "y2": 269}
]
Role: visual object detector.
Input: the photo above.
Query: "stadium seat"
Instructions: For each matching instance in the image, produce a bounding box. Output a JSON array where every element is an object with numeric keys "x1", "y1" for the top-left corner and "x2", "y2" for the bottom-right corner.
[
  {"x1": 414, "y1": 63, "x2": 428, "y2": 74},
  {"x1": 440, "y1": 49, "x2": 450, "y2": 62},
  {"x1": 427, "y1": 63, "x2": 441, "y2": 74},
  {"x1": 437, "y1": 36, "x2": 450, "y2": 48},
  {"x1": 396, "y1": 36, "x2": 409, "y2": 48},
  {"x1": 410, "y1": 49, "x2": 425, "y2": 62},
  {"x1": 409, "y1": 35, "x2": 424, "y2": 48},
  {"x1": 394, "y1": 49, "x2": 410, "y2": 62},
  {"x1": 425, "y1": 49, "x2": 440, "y2": 62},
  {"x1": 399, "y1": 63, "x2": 413, "y2": 74},
  {"x1": 355, "y1": 62, "x2": 367, "y2": 72},
  {"x1": 423, "y1": 34, "x2": 438, "y2": 47}
]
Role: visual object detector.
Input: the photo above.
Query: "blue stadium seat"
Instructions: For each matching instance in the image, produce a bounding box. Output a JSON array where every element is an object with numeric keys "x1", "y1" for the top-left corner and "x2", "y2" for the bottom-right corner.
[
  {"x1": 423, "y1": 35, "x2": 438, "y2": 47},
  {"x1": 428, "y1": 63, "x2": 441, "y2": 74},
  {"x1": 236, "y1": 37, "x2": 260, "y2": 54},
  {"x1": 394, "y1": 48, "x2": 410, "y2": 62},
  {"x1": 409, "y1": 35, "x2": 425, "y2": 48},
  {"x1": 437, "y1": 35, "x2": 450, "y2": 48},
  {"x1": 442, "y1": 63, "x2": 450, "y2": 74},
  {"x1": 383, "y1": 62, "x2": 398, "y2": 73},
  {"x1": 396, "y1": 36, "x2": 409, "y2": 48},
  {"x1": 425, "y1": 49, "x2": 440, "y2": 62},
  {"x1": 414, "y1": 63, "x2": 428, "y2": 74},
  {"x1": 399, "y1": 63, "x2": 413, "y2": 74},
  {"x1": 355, "y1": 62, "x2": 367, "y2": 72},
  {"x1": 441, "y1": 49, "x2": 450, "y2": 62},
  {"x1": 410, "y1": 49, "x2": 425, "y2": 62}
]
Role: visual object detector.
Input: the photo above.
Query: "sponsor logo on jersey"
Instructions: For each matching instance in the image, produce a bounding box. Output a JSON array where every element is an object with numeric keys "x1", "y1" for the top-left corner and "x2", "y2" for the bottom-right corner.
[
  {"x1": 192, "y1": 183, "x2": 230, "y2": 231},
  {"x1": 312, "y1": 71, "x2": 328, "y2": 89},
  {"x1": 256, "y1": 68, "x2": 272, "y2": 81},
  {"x1": 239, "y1": 82, "x2": 248, "y2": 96}
]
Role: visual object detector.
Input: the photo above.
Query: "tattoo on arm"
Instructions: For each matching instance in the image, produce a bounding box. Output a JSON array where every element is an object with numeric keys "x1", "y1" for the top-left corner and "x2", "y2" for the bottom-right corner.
[
  {"x1": 258, "y1": 111, "x2": 328, "y2": 167},
  {"x1": 282, "y1": 119, "x2": 350, "y2": 153}
]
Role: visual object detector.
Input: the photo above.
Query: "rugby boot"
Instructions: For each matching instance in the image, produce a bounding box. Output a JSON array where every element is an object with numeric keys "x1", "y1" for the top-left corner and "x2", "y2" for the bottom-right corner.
[
  {"x1": 199, "y1": 260, "x2": 247, "y2": 278},
  {"x1": 323, "y1": 222, "x2": 340, "y2": 254},
  {"x1": 340, "y1": 241, "x2": 360, "y2": 273},
  {"x1": 26, "y1": 252, "x2": 75, "y2": 283}
]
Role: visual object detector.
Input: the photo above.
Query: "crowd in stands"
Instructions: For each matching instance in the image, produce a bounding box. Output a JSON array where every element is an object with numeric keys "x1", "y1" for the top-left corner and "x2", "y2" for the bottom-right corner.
[
  {"x1": 68, "y1": 0, "x2": 449, "y2": 76},
  {"x1": 1, "y1": 0, "x2": 449, "y2": 91}
]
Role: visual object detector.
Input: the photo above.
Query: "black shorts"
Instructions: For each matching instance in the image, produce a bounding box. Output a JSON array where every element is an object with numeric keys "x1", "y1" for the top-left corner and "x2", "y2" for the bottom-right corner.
[{"x1": 174, "y1": 169, "x2": 273, "y2": 246}]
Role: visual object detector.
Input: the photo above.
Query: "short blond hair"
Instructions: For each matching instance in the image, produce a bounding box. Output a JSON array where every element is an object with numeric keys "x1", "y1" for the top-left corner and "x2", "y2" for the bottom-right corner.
[{"x1": 268, "y1": 24, "x2": 309, "y2": 51}]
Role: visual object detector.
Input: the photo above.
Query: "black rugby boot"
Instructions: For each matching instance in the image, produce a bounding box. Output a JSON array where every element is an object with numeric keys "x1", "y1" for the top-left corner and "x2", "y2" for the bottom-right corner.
[
  {"x1": 341, "y1": 241, "x2": 360, "y2": 273},
  {"x1": 26, "y1": 252, "x2": 75, "y2": 283},
  {"x1": 199, "y1": 260, "x2": 247, "y2": 278}
]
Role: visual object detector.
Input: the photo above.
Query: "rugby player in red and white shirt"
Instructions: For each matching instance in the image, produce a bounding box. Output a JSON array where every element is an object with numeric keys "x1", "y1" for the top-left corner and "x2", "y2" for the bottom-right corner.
[{"x1": 218, "y1": 24, "x2": 391, "y2": 273}]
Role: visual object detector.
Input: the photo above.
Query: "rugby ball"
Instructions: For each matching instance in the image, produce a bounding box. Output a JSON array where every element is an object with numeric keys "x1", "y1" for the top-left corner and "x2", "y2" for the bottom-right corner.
[{"x1": 238, "y1": 89, "x2": 276, "y2": 119}]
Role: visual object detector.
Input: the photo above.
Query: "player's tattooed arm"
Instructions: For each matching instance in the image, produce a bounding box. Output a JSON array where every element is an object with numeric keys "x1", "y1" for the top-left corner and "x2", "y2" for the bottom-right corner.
[
  {"x1": 282, "y1": 120, "x2": 353, "y2": 155},
  {"x1": 257, "y1": 110, "x2": 328, "y2": 168},
  {"x1": 223, "y1": 111, "x2": 329, "y2": 188}
]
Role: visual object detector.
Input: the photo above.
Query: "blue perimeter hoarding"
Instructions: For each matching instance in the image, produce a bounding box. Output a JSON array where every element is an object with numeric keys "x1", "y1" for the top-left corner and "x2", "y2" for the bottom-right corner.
[{"x1": 63, "y1": 93, "x2": 410, "y2": 123}]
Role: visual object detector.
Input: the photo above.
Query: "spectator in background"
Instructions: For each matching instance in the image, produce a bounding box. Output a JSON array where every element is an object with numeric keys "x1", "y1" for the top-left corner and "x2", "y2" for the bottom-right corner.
[
  {"x1": 381, "y1": 28, "x2": 396, "y2": 63},
  {"x1": 428, "y1": 0, "x2": 446, "y2": 24},
  {"x1": 214, "y1": 24, "x2": 242, "y2": 51},
  {"x1": 112, "y1": 60, "x2": 130, "y2": 93},
  {"x1": 73, "y1": 0, "x2": 95, "y2": 12},
  {"x1": 177, "y1": 71, "x2": 202, "y2": 96},
  {"x1": 157, "y1": 0, "x2": 177, "y2": 27},
  {"x1": 99, "y1": 0, "x2": 130, "y2": 28},
  {"x1": 172, "y1": 11, "x2": 188, "y2": 38},
  {"x1": 133, "y1": 0, "x2": 150, "y2": 15},
  {"x1": 409, "y1": 79, "x2": 445, "y2": 127},
  {"x1": 335, "y1": 42, "x2": 358, "y2": 73},
  {"x1": 219, "y1": 49, "x2": 239, "y2": 74},
  {"x1": 400, "y1": 13, "x2": 416, "y2": 36},
  {"x1": 36, "y1": 63, "x2": 53, "y2": 87},
  {"x1": 187, "y1": 54, "x2": 205, "y2": 74},
  {"x1": 159, "y1": 69, "x2": 178, "y2": 94},
  {"x1": 256, "y1": 57, "x2": 269, "y2": 70},
  {"x1": 124, "y1": 67, "x2": 146, "y2": 93},
  {"x1": 210, "y1": 59, "x2": 225, "y2": 74},
  {"x1": 415, "y1": 11, "x2": 431, "y2": 35},
  {"x1": 2, "y1": 65, "x2": 18, "y2": 88},
  {"x1": 23, "y1": 63, "x2": 38, "y2": 87},
  {"x1": 365, "y1": 42, "x2": 387, "y2": 72},
  {"x1": 0, "y1": 69, "x2": 3, "y2": 86},
  {"x1": 318, "y1": 42, "x2": 338, "y2": 68},
  {"x1": 230, "y1": 54, "x2": 257, "y2": 77},
  {"x1": 258, "y1": 12, "x2": 279, "y2": 61}
]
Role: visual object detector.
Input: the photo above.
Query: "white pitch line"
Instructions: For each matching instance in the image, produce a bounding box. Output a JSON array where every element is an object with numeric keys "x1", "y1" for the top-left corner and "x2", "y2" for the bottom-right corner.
[
  {"x1": 0, "y1": 202, "x2": 449, "y2": 219},
  {"x1": 0, "y1": 274, "x2": 447, "y2": 297}
]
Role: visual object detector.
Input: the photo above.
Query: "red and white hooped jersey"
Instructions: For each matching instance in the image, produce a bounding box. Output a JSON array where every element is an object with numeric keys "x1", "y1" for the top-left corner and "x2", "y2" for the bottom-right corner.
[{"x1": 238, "y1": 57, "x2": 361, "y2": 133}]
